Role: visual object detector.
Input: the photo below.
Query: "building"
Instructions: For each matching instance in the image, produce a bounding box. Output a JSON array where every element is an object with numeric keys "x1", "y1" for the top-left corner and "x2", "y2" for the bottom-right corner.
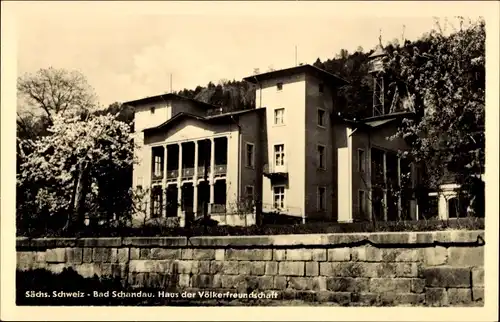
[{"x1": 125, "y1": 64, "x2": 419, "y2": 227}]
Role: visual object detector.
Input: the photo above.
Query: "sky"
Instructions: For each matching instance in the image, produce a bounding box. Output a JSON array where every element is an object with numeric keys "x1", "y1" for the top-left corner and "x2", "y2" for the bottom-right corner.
[{"x1": 13, "y1": 2, "x2": 480, "y2": 107}]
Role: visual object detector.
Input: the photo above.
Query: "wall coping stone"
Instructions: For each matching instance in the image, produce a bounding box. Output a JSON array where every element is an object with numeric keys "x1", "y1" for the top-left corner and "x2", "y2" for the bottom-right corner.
[{"x1": 16, "y1": 230, "x2": 484, "y2": 249}]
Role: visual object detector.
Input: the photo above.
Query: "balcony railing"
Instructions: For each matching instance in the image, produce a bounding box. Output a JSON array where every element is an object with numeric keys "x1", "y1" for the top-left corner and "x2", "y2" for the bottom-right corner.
[
  {"x1": 197, "y1": 166, "x2": 211, "y2": 178},
  {"x1": 151, "y1": 173, "x2": 164, "y2": 181},
  {"x1": 210, "y1": 203, "x2": 226, "y2": 214},
  {"x1": 181, "y1": 167, "x2": 195, "y2": 178},
  {"x1": 263, "y1": 163, "x2": 288, "y2": 179},
  {"x1": 166, "y1": 169, "x2": 179, "y2": 179},
  {"x1": 213, "y1": 164, "x2": 227, "y2": 176}
]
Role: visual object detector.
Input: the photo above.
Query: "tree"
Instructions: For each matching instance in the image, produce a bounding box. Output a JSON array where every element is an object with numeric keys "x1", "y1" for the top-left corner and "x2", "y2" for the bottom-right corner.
[
  {"x1": 17, "y1": 67, "x2": 98, "y2": 124},
  {"x1": 17, "y1": 113, "x2": 135, "y2": 233},
  {"x1": 387, "y1": 17, "x2": 485, "y2": 215}
]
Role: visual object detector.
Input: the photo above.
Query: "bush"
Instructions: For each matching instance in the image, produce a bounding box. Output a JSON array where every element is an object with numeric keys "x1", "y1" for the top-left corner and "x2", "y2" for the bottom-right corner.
[{"x1": 17, "y1": 217, "x2": 484, "y2": 238}]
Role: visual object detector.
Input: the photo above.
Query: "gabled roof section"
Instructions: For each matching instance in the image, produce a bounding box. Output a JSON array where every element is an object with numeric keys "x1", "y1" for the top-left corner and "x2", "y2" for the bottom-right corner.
[
  {"x1": 243, "y1": 64, "x2": 349, "y2": 87},
  {"x1": 143, "y1": 108, "x2": 266, "y2": 134},
  {"x1": 122, "y1": 93, "x2": 221, "y2": 110}
]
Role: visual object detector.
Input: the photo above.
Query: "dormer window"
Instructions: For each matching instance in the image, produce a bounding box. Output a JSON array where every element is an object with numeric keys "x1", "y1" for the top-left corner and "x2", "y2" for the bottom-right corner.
[
  {"x1": 150, "y1": 106, "x2": 156, "y2": 114},
  {"x1": 276, "y1": 82, "x2": 283, "y2": 91}
]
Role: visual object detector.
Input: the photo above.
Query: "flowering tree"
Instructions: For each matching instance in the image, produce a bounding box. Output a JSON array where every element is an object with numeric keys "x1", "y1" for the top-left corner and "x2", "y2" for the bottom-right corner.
[
  {"x1": 17, "y1": 114, "x2": 136, "y2": 233},
  {"x1": 387, "y1": 17, "x2": 485, "y2": 215}
]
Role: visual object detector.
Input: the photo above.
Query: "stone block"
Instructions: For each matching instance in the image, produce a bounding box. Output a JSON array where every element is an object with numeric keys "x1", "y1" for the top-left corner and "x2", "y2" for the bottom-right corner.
[
  {"x1": 422, "y1": 267, "x2": 471, "y2": 288},
  {"x1": 369, "y1": 232, "x2": 413, "y2": 244},
  {"x1": 381, "y1": 249, "x2": 420, "y2": 262},
  {"x1": 122, "y1": 237, "x2": 186, "y2": 247},
  {"x1": 215, "y1": 249, "x2": 225, "y2": 261},
  {"x1": 108, "y1": 248, "x2": 118, "y2": 263},
  {"x1": 78, "y1": 238, "x2": 122, "y2": 248},
  {"x1": 273, "y1": 276, "x2": 287, "y2": 290},
  {"x1": 265, "y1": 261, "x2": 278, "y2": 275},
  {"x1": 374, "y1": 262, "x2": 397, "y2": 278},
  {"x1": 209, "y1": 261, "x2": 223, "y2": 274},
  {"x1": 327, "y1": 248, "x2": 350, "y2": 261},
  {"x1": 46, "y1": 248, "x2": 66, "y2": 263},
  {"x1": 396, "y1": 263, "x2": 419, "y2": 277},
  {"x1": 379, "y1": 292, "x2": 425, "y2": 306},
  {"x1": 47, "y1": 263, "x2": 67, "y2": 274},
  {"x1": 139, "y1": 248, "x2": 151, "y2": 259},
  {"x1": 273, "y1": 249, "x2": 286, "y2": 261},
  {"x1": 250, "y1": 261, "x2": 266, "y2": 275},
  {"x1": 326, "y1": 277, "x2": 369, "y2": 293},
  {"x1": 192, "y1": 249, "x2": 216, "y2": 260},
  {"x1": 225, "y1": 249, "x2": 272, "y2": 261},
  {"x1": 320, "y1": 262, "x2": 368, "y2": 277},
  {"x1": 425, "y1": 287, "x2": 448, "y2": 306},
  {"x1": 472, "y1": 267, "x2": 484, "y2": 287},
  {"x1": 93, "y1": 248, "x2": 113, "y2": 263},
  {"x1": 176, "y1": 260, "x2": 194, "y2": 274},
  {"x1": 116, "y1": 248, "x2": 129, "y2": 263},
  {"x1": 447, "y1": 288, "x2": 472, "y2": 305},
  {"x1": 410, "y1": 278, "x2": 426, "y2": 293},
  {"x1": 66, "y1": 248, "x2": 83, "y2": 264},
  {"x1": 75, "y1": 263, "x2": 95, "y2": 278},
  {"x1": 110, "y1": 263, "x2": 127, "y2": 279},
  {"x1": 212, "y1": 274, "x2": 223, "y2": 288},
  {"x1": 191, "y1": 274, "x2": 213, "y2": 288},
  {"x1": 350, "y1": 293, "x2": 379, "y2": 306},
  {"x1": 472, "y1": 287, "x2": 484, "y2": 302},
  {"x1": 99, "y1": 263, "x2": 113, "y2": 276},
  {"x1": 447, "y1": 247, "x2": 484, "y2": 267},
  {"x1": 305, "y1": 262, "x2": 319, "y2": 276},
  {"x1": 421, "y1": 246, "x2": 448, "y2": 266},
  {"x1": 288, "y1": 277, "x2": 313, "y2": 291},
  {"x1": 315, "y1": 291, "x2": 351, "y2": 305},
  {"x1": 35, "y1": 252, "x2": 46, "y2": 263},
  {"x1": 222, "y1": 261, "x2": 239, "y2": 275},
  {"x1": 181, "y1": 248, "x2": 193, "y2": 260},
  {"x1": 369, "y1": 278, "x2": 411, "y2": 293},
  {"x1": 17, "y1": 252, "x2": 35, "y2": 269},
  {"x1": 312, "y1": 249, "x2": 327, "y2": 261},
  {"x1": 257, "y1": 276, "x2": 274, "y2": 290},
  {"x1": 278, "y1": 261, "x2": 304, "y2": 276},
  {"x1": 296, "y1": 291, "x2": 316, "y2": 302},
  {"x1": 286, "y1": 249, "x2": 312, "y2": 261},
  {"x1": 82, "y1": 248, "x2": 92, "y2": 263},
  {"x1": 129, "y1": 248, "x2": 140, "y2": 260},
  {"x1": 129, "y1": 260, "x2": 157, "y2": 273},
  {"x1": 150, "y1": 248, "x2": 181, "y2": 260},
  {"x1": 198, "y1": 261, "x2": 211, "y2": 274}
]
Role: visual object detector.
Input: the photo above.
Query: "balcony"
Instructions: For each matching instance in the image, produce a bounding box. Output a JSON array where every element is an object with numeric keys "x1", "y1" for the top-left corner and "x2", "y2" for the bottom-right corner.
[
  {"x1": 213, "y1": 164, "x2": 227, "y2": 176},
  {"x1": 166, "y1": 169, "x2": 179, "y2": 180},
  {"x1": 151, "y1": 173, "x2": 163, "y2": 183},
  {"x1": 210, "y1": 203, "x2": 226, "y2": 214},
  {"x1": 263, "y1": 163, "x2": 288, "y2": 180},
  {"x1": 197, "y1": 166, "x2": 211, "y2": 179},
  {"x1": 181, "y1": 167, "x2": 195, "y2": 179}
]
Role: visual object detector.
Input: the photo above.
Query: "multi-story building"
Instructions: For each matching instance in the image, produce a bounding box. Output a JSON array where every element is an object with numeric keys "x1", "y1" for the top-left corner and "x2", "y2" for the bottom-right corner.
[{"x1": 125, "y1": 64, "x2": 418, "y2": 227}]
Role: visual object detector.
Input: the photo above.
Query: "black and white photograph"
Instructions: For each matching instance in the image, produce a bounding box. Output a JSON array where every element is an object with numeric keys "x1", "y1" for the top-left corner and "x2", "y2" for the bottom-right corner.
[{"x1": 1, "y1": 1, "x2": 498, "y2": 321}]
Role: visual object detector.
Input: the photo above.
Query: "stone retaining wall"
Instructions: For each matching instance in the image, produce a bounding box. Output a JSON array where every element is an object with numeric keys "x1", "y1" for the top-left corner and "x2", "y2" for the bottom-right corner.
[{"x1": 16, "y1": 230, "x2": 485, "y2": 306}]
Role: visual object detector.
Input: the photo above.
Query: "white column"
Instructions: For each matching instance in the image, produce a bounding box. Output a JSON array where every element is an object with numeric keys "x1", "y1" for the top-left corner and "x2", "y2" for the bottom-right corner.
[
  {"x1": 209, "y1": 182, "x2": 215, "y2": 214},
  {"x1": 193, "y1": 183, "x2": 198, "y2": 217},
  {"x1": 210, "y1": 138, "x2": 215, "y2": 182},
  {"x1": 194, "y1": 140, "x2": 199, "y2": 180},
  {"x1": 382, "y1": 151, "x2": 387, "y2": 221},
  {"x1": 162, "y1": 145, "x2": 167, "y2": 217},
  {"x1": 397, "y1": 157, "x2": 401, "y2": 220},
  {"x1": 178, "y1": 143, "x2": 183, "y2": 181}
]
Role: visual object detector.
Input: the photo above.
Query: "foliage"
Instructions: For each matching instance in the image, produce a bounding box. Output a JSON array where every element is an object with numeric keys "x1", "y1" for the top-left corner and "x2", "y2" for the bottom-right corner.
[
  {"x1": 17, "y1": 114, "x2": 136, "y2": 233},
  {"x1": 386, "y1": 17, "x2": 485, "y2": 212}
]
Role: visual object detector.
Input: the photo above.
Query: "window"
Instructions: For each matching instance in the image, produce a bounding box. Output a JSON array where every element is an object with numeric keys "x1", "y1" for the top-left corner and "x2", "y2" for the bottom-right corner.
[
  {"x1": 274, "y1": 108, "x2": 285, "y2": 125},
  {"x1": 150, "y1": 106, "x2": 156, "y2": 114},
  {"x1": 276, "y1": 82, "x2": 283, "y2": 91},
  {"x1": 318, "y1": 186, "x2": 326, "y2": 211},
  {"x1": 245, "y1": 143, "x2": 255, "y2": 168},
  {"x1": 274, "y1": 144, "x2": 285, "y2": 167},
  {"x1": 358, "y1": 149, "x2": 366, "y2": 173},
  {"x1": 273, "y1": 186, "x2": 285, "y2": 209},
  {"x1": 319, "y1": 83, "x2": 324, "y2": 93},
  {"x1": 317, "y1": 109, "x2": 326, "y2": 127},
  {"x1": 151, "y1": 186, "x2": 163, "y2": 218},
  {"x1": 245, "y1": 185, "x2": 254, "y2": 202},
  {"x1": 317, "y1": 145, "x2": 325, "y2": 169},
  {"x1": 154, "y1": 155, "x2": 163, "y2": 177},
  {"x1": 358, "y1": 190, "x2": 367, "y2": 217}
]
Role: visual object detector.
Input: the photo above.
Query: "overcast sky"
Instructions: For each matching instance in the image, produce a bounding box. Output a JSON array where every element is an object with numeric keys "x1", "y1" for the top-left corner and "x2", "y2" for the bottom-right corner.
[{"x1": 13, "y1": 2, "x2": 483, "y2": 107}]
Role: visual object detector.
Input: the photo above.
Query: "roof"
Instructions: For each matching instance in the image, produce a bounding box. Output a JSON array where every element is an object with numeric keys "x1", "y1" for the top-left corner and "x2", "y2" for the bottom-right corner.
[
  {"x1": 368, "y1": 44, "x2": 388, "y2": 59},
  {"x1": 243, "y1": 64, "x2": 349, "y2": 86},
  {"x1": 122, "y1": 93, "x2": 220, "y2": 110},
  {"x1": 143, "y1": 108, "x2": 266, "y2": 134}
]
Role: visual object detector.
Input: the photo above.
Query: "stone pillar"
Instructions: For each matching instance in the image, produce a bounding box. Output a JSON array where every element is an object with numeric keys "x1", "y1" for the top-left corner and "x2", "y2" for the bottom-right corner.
[
  {"x1": 210, "y1": 138, "x2": 215, "y2": 183},
  {"x1": 163, "y1": 145, "x2": 168, "y2": 217},
  {"x1": 177, "y1": 142, "x2": 184, "y2": 223},
  {"x1": 178, "y1": 142, "x2": 183, "y2": 181},
  {"x1": 194, "y1": 140, "x2": 199, "y2": 180},
  {"x1": 397, "y1": 157, "x2": 401, "y2": 220}
]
